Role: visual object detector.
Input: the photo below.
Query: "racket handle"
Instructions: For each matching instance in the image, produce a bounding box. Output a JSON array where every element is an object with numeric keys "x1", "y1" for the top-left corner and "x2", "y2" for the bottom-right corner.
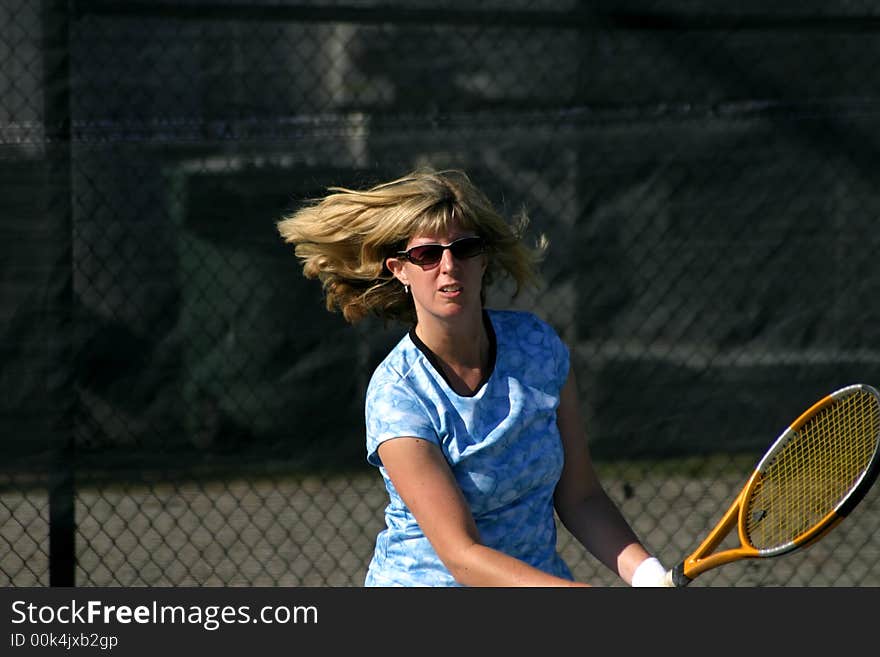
[{"x1": 669, "y1": 562, "x2": 692, "y2": 587}]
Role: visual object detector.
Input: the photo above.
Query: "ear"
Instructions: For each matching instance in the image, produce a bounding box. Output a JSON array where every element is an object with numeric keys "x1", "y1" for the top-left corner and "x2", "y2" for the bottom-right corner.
[{"x1": 385, "y1": 256, "x2": 409, "y2": 285}]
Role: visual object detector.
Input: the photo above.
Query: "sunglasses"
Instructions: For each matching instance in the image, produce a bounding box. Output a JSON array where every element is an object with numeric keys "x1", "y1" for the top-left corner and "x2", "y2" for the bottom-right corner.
[{"x1": 395, "y1": 235, "x2": 485, "y2": 269}]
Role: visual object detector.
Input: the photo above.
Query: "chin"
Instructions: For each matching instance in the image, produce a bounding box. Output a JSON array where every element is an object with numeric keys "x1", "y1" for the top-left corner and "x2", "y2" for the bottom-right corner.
[{"x1": 436, "y1": 300, "x2": 481, "y2": 319}]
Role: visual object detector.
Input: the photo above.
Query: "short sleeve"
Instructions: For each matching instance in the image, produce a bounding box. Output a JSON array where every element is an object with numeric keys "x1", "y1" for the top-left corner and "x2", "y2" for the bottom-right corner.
[
  {"x1": 524, "y1": 313, "x2": 569, "y2": 392},
  {"x1": 547, "y1": 322, "x2": 570, "y2": 391},
  {"x1": 365, "y1": 376, "x2": 439, "y2": 467}
]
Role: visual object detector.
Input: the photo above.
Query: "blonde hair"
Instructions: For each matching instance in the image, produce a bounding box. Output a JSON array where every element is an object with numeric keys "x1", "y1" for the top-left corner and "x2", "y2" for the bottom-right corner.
[{"x1": 276, "y1": 168, "x2": 547, "y2": 324}]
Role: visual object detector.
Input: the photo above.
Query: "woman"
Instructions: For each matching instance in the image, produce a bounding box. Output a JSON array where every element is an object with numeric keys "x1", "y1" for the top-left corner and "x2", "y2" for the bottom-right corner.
[{"x1": 277, "y1": 168, "x2": 670, "y2": 587}]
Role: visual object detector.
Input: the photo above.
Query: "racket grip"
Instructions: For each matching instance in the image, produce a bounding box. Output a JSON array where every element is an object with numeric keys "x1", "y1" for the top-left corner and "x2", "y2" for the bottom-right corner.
[{"x1": 669, "y1": 562, "x2": 692, "y2": 587}]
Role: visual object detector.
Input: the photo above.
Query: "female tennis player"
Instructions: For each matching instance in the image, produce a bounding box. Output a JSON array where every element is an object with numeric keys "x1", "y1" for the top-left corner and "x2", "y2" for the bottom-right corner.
[{"x1": 277, "y1": 168, "x2": 670, "y2": 587}]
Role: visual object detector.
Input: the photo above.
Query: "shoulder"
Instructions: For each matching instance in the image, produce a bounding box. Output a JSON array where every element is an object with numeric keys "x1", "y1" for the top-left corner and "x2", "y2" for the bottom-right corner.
[
  {"x1": 489, "y1": 309, "x2": 569, "y2": 387},
  {"x1": 367, "y1": 331, "x2": 420, "y2": 388},
  {"x1": 365, "y1": 331, "x2": 434, "y2": 409},
  {"x1": 487, "y1": 309, "x2": 562, "y2": 343},
  {"x1": 364, "y1": 333, "x2": 440, "y2": 466}
]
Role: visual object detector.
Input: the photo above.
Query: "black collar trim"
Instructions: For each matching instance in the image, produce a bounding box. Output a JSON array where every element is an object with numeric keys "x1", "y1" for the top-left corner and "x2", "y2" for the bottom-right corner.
[{"x1": 408, "y1": 311, "x2": 497, "y2": 398}]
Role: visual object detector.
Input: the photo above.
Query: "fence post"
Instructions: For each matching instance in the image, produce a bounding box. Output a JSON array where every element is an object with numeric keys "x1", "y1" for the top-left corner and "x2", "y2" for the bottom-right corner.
[{"x1": 42, "y1": 0, "x2": 75, "y2": 587}]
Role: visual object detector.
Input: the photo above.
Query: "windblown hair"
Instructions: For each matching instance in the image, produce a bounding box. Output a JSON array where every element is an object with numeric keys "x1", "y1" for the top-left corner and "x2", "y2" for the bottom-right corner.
[{"x1": 276, "y1": 168, "x2": 547, "y2": 324}]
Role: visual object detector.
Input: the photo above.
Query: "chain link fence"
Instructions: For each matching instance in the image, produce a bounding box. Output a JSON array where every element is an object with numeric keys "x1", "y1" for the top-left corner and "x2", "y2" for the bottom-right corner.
[{"x1": 3, "y1": 1, "x2": 880, "y2": 587}]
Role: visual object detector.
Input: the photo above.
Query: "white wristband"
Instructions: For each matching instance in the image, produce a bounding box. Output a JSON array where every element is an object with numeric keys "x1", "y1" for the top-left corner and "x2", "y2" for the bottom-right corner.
[{"x1": 631, "y1": 557, "x2": 668, "y2": 587}]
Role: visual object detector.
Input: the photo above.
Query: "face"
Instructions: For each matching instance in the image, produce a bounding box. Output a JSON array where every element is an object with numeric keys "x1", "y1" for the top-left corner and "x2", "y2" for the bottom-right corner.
[{"x1": 386, "y1": 224, "x2": 487, "y2": 324}]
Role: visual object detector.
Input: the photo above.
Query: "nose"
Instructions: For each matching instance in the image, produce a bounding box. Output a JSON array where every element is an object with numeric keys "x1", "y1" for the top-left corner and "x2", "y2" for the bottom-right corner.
[{"x1": 439, "y1": 246, "x2": 458, "y2": 272}]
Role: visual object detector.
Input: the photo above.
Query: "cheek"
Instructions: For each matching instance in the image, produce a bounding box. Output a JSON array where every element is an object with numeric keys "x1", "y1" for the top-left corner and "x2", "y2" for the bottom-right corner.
[{"x1": 406, "y1": 267, "x2": 430, "y2": 289}]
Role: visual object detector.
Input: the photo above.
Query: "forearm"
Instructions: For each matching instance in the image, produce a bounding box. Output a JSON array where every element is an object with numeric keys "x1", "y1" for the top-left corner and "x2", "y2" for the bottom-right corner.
[
  {"x1": 444, "y1": 542, "x2": 589, "y2": 587},
  {"x1": 557, "y1": 490, "x2": 653, "y2": 584},
  {"x1": 553, "y1": 370, "x2": 668, "y2": 585}
]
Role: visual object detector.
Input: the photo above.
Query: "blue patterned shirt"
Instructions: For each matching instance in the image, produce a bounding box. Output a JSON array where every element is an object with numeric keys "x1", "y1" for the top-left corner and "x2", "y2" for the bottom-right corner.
[{"x1": 364, "y1": 309, "x2": 573, "y2": 586}]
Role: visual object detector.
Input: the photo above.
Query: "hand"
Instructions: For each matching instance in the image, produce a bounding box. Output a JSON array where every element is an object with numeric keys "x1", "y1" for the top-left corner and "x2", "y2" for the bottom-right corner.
[{"x1": 631, "y1": 557, "x2": 674, "y2": 587}]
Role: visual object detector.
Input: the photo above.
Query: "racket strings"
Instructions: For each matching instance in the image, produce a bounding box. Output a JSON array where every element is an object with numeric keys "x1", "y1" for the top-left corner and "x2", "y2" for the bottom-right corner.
[{"x1": 744, "y1": 389, "x2": 880, "y2": 551}]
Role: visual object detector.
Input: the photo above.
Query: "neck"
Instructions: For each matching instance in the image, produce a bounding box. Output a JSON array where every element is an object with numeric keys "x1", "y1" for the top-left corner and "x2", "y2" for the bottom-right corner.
[{"x1": 414, "y1": 310, "x2": 488, "y2": 370}]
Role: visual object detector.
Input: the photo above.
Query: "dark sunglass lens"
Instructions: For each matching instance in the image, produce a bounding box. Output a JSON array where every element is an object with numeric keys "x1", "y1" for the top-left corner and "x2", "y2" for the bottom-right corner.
[
  {"x1": 407, "y1": 244, "x2": 443, "y2": 265},
  {"x1": 451, "y1": 237, "x2": 484, "y2": 258},
  {"x1": 403, "y1": 237, "x2": 483, "y2": 266}
]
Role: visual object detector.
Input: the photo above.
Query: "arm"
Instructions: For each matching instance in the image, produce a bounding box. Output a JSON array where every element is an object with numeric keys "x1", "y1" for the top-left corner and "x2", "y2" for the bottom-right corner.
[
  {"x1": 376, "y1": 436, "x2": 589, "y2": 587},
  {"x1": 552, "y1": 369, "x2": 662, "y2": 585}
]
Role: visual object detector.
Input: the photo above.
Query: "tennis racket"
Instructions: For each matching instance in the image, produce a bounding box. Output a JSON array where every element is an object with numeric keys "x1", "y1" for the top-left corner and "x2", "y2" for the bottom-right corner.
[{"x1": 666, "y1": 382, "x2": 880, "y2": 587}]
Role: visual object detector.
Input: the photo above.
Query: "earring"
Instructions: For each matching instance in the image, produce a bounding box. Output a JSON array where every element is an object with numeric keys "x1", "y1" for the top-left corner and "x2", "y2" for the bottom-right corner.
[{"x1": 404, "y1": 284, "x2": 409, "y2": 295}]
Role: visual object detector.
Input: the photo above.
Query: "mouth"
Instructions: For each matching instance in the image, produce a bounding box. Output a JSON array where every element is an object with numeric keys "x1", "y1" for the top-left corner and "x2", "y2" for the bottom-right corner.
[{"x1": 438, "y1": 284, "x2": 463, "y2": 296}]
